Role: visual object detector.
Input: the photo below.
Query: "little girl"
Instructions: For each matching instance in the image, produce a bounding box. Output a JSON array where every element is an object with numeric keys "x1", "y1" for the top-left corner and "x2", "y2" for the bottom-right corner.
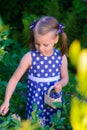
[{"x1": 0, "y1": 16, "x2": 69, "y2": 126}]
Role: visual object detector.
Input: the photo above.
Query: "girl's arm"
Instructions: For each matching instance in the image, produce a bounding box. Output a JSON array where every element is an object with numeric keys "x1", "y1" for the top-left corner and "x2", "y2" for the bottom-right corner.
[
  {"x1": 0, "y1": 52, "x2": 32, "y2": 115},
  {"x1": 55, "y1": 55, "x2": 69, "y2": 92}
]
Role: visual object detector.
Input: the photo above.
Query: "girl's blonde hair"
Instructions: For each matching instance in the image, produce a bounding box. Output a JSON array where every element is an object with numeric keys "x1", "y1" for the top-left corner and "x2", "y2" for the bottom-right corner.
[{"x1": 29, "y1": 16, "x2": 67, "y2": 55}]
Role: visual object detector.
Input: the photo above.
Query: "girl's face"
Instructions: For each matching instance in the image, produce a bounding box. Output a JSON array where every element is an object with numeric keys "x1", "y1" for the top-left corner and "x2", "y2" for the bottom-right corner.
[{"x1": 34, "y1": 31, "x2": 58, "y2": 56}]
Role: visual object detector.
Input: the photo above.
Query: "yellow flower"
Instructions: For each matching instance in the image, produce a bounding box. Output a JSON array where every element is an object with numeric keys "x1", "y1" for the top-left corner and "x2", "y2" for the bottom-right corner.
[
  {"x1": 77, "y1": 49, "x2": 87, "y2": 97},
  {"x1": 69, "y1": 40, "x2": 81, "y2": 68},
  {"x1": 70, "y1": 97, "x2": 87, "y2": 130},
  {"x1": 17, "y1": 119, "x2": 38, "y2": 130},
  {"x1": 77, "y1": 49, "x2": 87, "y2": 78}
]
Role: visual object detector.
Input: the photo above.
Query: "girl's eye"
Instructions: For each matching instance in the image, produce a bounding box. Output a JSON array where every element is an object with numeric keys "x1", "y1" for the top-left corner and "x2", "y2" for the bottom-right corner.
[
  {"x1": 44, "y1": 44, "x2": 48, "y2": 47},
  {"x1": 35, "y1": 43, "x2": 49, "y2": 47}
]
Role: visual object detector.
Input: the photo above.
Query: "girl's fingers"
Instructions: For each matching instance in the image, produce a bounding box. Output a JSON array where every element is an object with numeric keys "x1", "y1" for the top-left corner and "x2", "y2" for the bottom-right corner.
[
  {"x1": 0, "y1": 105, "x2": 9, "y2": 115},
  {"x1": 2, "y1": 108, "x2": 9, "y2": 115},
  {"x1": 54, "y1": 83, "x2": 62, "y2": 92},
  {"x1": 54, "y1": 82, "x2": 58, "y2": 87},
  {"x1": 0, "y1": 106, "x2": 4, "y2": 114},
  {"x1": 55, "y1": 88, "x2": 61, "y2": 93}
]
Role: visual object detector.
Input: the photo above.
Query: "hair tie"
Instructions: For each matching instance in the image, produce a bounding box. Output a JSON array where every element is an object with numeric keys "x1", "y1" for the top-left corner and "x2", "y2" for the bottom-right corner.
[
  {"x1": 57, "y1": 23, "x2": 65, "y2": 34},
  {"x1": 29, "y1": 20, "x2": 38, "y2": 30}
]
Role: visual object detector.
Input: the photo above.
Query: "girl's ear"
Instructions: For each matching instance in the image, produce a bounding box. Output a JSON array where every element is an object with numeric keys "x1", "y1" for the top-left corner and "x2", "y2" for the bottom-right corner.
[{"x1": 54, "y1": 35, "x2": 59, "y2": 44}]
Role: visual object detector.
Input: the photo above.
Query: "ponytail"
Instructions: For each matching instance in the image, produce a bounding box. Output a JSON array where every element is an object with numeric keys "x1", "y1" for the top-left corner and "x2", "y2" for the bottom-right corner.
[
  {"x1": 60, "y1": 32, "x2": 67, "y2": 56},
  {"x1": 29, "y1": 31, "x2": 36, "y2": 50}
]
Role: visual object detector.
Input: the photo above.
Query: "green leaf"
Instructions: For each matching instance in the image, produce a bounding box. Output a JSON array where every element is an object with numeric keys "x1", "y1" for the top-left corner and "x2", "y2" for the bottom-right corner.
[
  {"x1": 44, "y1": 125, "x2": 50, "y2": 130},
  {"x1": 36, "y1": 109, "x2": 42, "y2": 115},
  {"x1": 52, "y1": 102, "x2": 62, "y2": 108},
  {"x1": 33, "y1": 103, "x2": 37, "y2": 110},
  {"x1": 0, "y1": 120, "x2": 9, "y2": 128},
  {"x1": 57, "y1": 110, "x2": 61, "y2": 119}
]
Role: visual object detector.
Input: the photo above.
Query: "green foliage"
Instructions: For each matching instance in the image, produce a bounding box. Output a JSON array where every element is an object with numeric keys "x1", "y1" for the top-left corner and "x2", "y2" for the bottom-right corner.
[
  {"x1": 73, "y1": 0, "x2": 87, "y2": 19},
  {"x1": 51, "y1": 110, "x2": 64, "y2": 129},
  {"x1": 52, "y1": 102, "x2": 62, "y2": 108},
  {"x1": 43, "y1": 0, "x2": 62, "y2": 20},
  {"x1": 64, "y1": 11, "x2": 81, "y2": 43},
  {"x1": 0, "y1": 0, "x2": 87, "y2": 49},
  {"x1": 0, "y1": 31, "x2": 28, "y2": 81},
  {"x1": 0, "y1": 16, "x2": 9, "y2": 35},
  {"x1": 0, "y1": 114, "x2": 21, "y2": 130},
  {"x1": 20, "y1": 13, "x2": 38, "y2": 47},
  {"x1": 27, "y1": 103, "x2": 71, "y2": 130},
  {"x1": 0, "y1": 46, "x2": 7, "y2": 62},
  {"x1": 73, "y1": 0, "x2": 87, "y2": 46},
  {"x1": 31, "y1": 103, "x2": 44, "y2": 130},
  {"x1": 0, "y1": 23, "x2": 28, "y2": 118},
  {"x1": 0, "y1": 0, "x2": 46, "y2": 32}
]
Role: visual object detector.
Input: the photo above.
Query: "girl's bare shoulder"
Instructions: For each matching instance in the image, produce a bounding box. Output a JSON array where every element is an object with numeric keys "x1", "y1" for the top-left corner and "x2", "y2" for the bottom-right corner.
[
  {"x1": 62, "y1": 54, "x2": 68, "y2": 62},
  {"x1": 20, "y1": 52, "x2": 32, "y2": 68}
]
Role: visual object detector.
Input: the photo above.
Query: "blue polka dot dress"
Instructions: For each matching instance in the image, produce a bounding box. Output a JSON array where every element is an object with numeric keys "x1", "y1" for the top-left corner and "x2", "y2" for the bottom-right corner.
[{"x1": 26, "y1": 48, "x2": 62, "y2": 126}]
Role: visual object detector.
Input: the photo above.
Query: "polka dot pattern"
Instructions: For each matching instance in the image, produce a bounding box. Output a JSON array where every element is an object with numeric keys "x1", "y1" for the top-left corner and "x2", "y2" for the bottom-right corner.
[{"x1": 26, "y1": 49, "x2": 62, "y2": 126}]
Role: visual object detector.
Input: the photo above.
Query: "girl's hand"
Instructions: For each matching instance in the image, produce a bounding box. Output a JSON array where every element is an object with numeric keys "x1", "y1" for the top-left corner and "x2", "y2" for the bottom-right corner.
[
  {"x1": 54, "y1": 82, "x2": 62, "y2": 93},
  {"x1": 0, "y1": 102, "x2": 9, "y2": 116}
]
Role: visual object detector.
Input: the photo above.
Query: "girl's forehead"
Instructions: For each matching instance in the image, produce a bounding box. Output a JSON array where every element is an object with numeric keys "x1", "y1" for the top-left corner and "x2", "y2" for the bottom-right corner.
[{"x1": 34, "y1": 31, "x2": 55, "y2": 42}]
